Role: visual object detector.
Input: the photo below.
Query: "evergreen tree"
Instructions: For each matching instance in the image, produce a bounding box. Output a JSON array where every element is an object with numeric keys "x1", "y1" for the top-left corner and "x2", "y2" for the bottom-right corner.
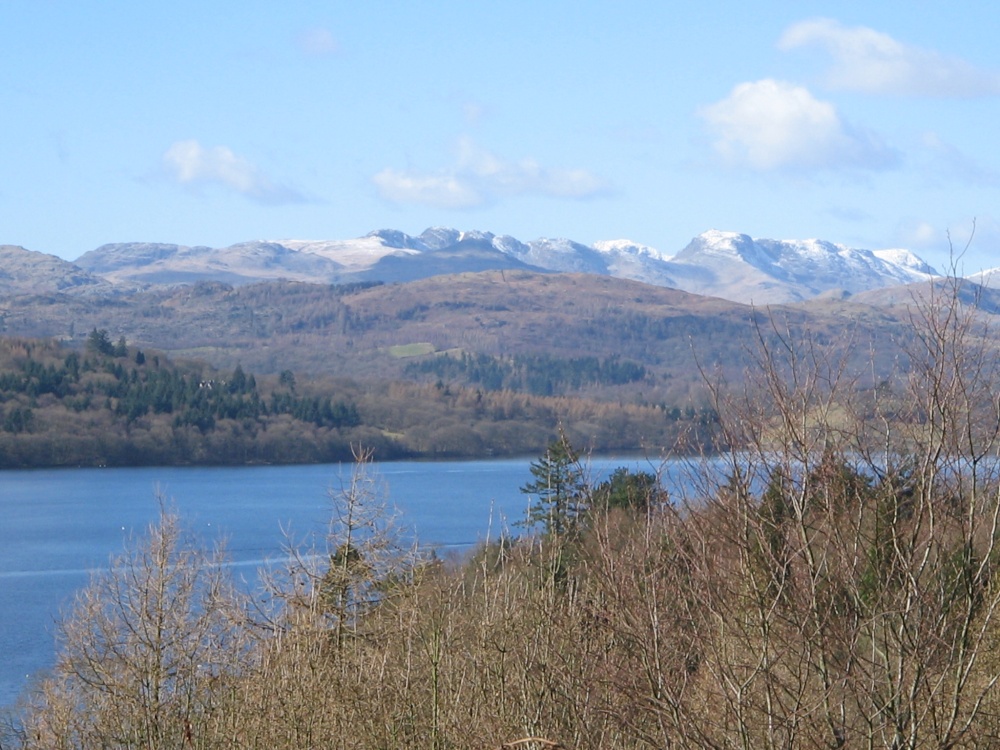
[
  {"x1": 519, "y1": 430, "x2": 588, "y2": 537},
  {"x1": 86, "y1": 328, "x2": 115, "y2": 357},
  {"x1": 229, "y1": 364, "x2": 247, "y2": 393},
  {"x1": 279, "y1": 369, "x2": 296, "y2": 391},
  {"x1": 593, "y1": 467, "x2": 662, "y2": 512}
]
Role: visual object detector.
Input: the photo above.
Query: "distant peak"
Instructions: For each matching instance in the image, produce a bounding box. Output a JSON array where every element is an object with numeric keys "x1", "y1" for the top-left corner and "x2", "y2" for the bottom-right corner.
[
  {"x1": 873, "y1": 248, "x2": 937, "y2": 275},
  {"x1": 682, "y1": 230, "x2": 759, "y2": 261},
  {"x1": 593, "y1": 239, "x2": 669, "y2": 261},
  {"x1": 458, "y1": 229, "x2": 493, "y2": 242},
  {"x1": 417, "y1": 227, "x2": 460, "y2": 250},
  {"x1": 365, "y1": 228, "x2": 420, "y2": 249},
  {"x1": 699, "y1": 229, "x2": 752, "y2": 244},
  {"x1": 492, "y1": 234, "x2": 529, "y2": 254}
]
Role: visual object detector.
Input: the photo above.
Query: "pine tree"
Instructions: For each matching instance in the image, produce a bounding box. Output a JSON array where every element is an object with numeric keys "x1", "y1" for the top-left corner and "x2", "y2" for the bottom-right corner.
[
  {"x1": 86, "y1": 328, "x2": 115, "y2": 357},
  {"x1": 519, "y1": 430, "x2": 588, "y2": 537}
]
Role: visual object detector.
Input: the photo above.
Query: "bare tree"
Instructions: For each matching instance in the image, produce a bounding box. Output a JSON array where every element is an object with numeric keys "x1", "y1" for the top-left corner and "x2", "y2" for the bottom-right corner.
[
  {"x1": 18, "y1": 270, "x2": 1000, "y2": 749},
  {"x1": 689, "y1": 272, "x2": 1000, "y2": 748},
  {"x1": 18, "y1": 500, "x2": 247, "y2": 750}
]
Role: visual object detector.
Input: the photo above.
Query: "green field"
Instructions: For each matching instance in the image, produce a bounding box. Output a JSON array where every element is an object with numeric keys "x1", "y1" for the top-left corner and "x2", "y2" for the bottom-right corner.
[{"x1": 387, "y1": 342, "x2": 435, "y2": 358}]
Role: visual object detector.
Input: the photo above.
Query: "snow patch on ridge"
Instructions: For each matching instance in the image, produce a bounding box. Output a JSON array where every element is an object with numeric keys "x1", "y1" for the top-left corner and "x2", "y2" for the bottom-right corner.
[
  {"x1": 281, "y1": 236, "x2": 419, "y2": 268},
  {"x1": 593, "y1": 239, "x2": 671, "y2": 261},
  {"x1": 74, "y1": 226, "x2": 945, "y2": 305},
  {"x1": 873, "y1": 248, "x2": 937, "y2": 275}
]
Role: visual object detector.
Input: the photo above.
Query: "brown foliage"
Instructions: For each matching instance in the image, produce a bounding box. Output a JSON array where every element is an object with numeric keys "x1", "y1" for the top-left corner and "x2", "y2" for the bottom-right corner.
[{"x1": 14, "y1": 277, "x2": 1000, "y2": 748}]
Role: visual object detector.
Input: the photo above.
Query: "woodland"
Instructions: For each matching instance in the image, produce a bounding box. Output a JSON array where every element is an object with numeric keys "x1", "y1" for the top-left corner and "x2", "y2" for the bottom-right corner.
[
  {"x1": 0, "y1": 328, "x2": 710, "y2": 468},
  {"x1": 0, "y1": 271, "x2": 907, "y2": 406},
  {"x1": 0, "y1": 269, "x2": 934, "y2": 470},
  {"x1": 7, "y1": 277, "x2": 1000, "y2": 748}
]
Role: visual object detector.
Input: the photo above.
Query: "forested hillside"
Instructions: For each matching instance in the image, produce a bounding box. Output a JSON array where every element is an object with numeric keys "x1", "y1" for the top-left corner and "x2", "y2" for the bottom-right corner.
[
  {"x1": 13, "y1": 273, "x2": 1000, "y2": 747},
  {"x1": 0, "y1": 270, "x2": 917, "y2": 407},
  {"x1": 0, "y1": 333, "x2": 709, "y2": 468},
  {"x1": 0, "y1": 333, "x2": 370, "y2": 467}
]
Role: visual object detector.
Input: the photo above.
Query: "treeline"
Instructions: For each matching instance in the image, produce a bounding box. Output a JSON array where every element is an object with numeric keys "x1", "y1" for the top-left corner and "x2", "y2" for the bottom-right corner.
[
  {"x1": 12, "y1": 432, "x2": 1000, "y2": 748},
  {"x1": 357, "y1": 379, "x2": 712, "y2": 458},
  {"x1": 0, "y1": 335, "x2": 710, "y2": 468},
  {"x1": 0, "y1": 334, "x2": 372, "y2": 468},
  {"x1": 404, "y1": 351, "x2": 646, "y2": 395},
  {"x1": 1, "y1": 330, "x2": 360, "y2": 432},
  {"x1": 10, "y1": 278, "x2": 1000, "y2": 747}
]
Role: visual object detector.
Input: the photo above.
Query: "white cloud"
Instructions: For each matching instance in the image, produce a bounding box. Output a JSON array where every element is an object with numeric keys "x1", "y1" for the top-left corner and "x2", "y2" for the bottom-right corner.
[
  {"x1": 163, "y1": 140, "x2": 305, "y2": 205},
  {"x1": 899, "y1": 220, "x2": 942, "y2": 250},
  {"x1": 297, "y1": 27, "x2": 339, "y2": 57},
  {"x1": 372, "y1": 170, "x2": 483, "y2": 210},
  {"x1": 699, "y1": 79, "x2": 898, "y2": 172},
  {"x1": 893, "y1": 217, "x2": 1000, "y2": 275},
  {"x1": 778, "y1": 18, "x2": 1000, "y2": 97},
  {"x1": 373, "y1": 137, "x2": 607, "y2": 209}
]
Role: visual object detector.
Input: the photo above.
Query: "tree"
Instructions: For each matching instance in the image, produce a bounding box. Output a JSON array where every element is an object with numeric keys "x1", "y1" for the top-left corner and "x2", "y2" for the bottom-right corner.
[
  {"x1": 228, "y1": 364, "x2": 247, "y2": 394},
  {"x1": 592, "y1": 466, "x2": 662, "y2": 512},
  {"x1": 18, "y1": 503, "x2": 247, "y2": 750},
  {"x1": 689, "y1": 271, "x2": 1000, "y2": 748},
  {"x1": 519, "y1": 430, "x2": 588, "y2": 538},
  {"x1": 85, "y1": 328, "x2": 114, "y2": 357},
  {"x1": 273, "y1": 446, "x2": 412, "y2": 649},
  {"x1": 278, "y1": 369, "x2": 296, "y2": 391}
]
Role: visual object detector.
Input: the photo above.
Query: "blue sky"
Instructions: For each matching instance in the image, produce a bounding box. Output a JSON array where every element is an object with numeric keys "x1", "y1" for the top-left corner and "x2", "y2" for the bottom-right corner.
[{"x1": 3, "y1": 1, "x2": 1000, "y2": 272}]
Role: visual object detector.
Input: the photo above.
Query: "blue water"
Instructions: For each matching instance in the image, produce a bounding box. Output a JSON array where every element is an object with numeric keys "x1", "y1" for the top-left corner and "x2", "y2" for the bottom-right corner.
[{"x1": 0, "y1": 455, "x2": 670, "y2": 709}]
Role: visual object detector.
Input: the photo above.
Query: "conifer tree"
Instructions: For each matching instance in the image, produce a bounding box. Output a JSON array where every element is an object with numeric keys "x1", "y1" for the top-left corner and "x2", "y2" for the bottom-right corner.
[{"x1": 519, "y1": 429, "x2": 587, "y2": 538}]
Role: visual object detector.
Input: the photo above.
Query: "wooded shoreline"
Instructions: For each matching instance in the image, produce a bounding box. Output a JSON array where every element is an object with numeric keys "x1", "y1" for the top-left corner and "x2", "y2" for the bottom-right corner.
[{"x1": 0, "y1": 334, "x2": 713, "y2": 470}]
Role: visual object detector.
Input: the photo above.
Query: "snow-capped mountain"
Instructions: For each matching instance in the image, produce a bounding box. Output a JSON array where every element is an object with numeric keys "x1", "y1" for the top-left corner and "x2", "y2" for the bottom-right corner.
[
  {"x1": 71, "y1": 228, "x2": 941, "y2": 304},
  {"x1": 666, "y1": 230, "x2": 938, "y2": 304}
]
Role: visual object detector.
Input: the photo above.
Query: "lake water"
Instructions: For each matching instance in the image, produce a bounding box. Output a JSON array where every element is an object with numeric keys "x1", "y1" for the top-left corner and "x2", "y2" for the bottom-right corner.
[{"x1": 0, "y1": 455, "x2": 674, "y2": 709}]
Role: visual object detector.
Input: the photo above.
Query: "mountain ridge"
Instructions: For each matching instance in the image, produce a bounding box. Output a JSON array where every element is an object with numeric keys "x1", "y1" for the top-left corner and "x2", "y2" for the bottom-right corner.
[{"x1": 68, "y1": 228, "x2": 940, "y2": 304}]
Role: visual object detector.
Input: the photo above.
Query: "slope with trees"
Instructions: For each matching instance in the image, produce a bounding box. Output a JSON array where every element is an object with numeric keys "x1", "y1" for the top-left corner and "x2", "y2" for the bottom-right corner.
[
  {"x1": 11, "y1": 275, "x2": 1000, "y2": 747},
  {"x1": 0, "y1": 270, "x2": 923, "y2": 409},
  {"x1": 0, "y1": 334, "x2": 709, "y2": 468}
]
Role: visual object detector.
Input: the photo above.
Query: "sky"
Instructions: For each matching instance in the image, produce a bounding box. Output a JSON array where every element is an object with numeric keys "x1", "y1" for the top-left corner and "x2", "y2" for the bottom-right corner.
[{"x1": 3, "y1": 1, "x2": 1000, "y2": 272}]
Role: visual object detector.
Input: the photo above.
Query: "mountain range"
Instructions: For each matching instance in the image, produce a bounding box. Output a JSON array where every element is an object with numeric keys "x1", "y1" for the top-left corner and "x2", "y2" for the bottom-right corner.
[
  {"x1": 2, "y1": 226, "x2": 997, "y2": 407},
  {"x1": 48, "y1": 227, "x2": 941, "y2": 305}
]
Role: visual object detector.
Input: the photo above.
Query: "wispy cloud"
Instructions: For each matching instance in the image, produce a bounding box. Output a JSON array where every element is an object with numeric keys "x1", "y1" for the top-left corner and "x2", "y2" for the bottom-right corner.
[
  {"x1": 373, "y1": 171, "x2": 481, "y2": 210},
  {"x1": 895, "y1": 217, "x2": 999, "y2": 265},
  {"x1": 373, "y1": 137, "x2": 607, "y2": 209},
  {"x1": 919, "y1": 131, "x2": 1000, "y2": 187},
  {"x1": 461, "y1": 101, "x2": 487, "y2": 126},
  {"x1": 699, "y1": 79, "x2": 898, "y2": 173},
  {"x1": 296, "y1": 27, "x2": 339, "y2": 57},
  {"x1": 826, "y1": 205, "x2": 874, "y2": 223},
  {"x1": 778, "y1": 18, "x2": 1000, "y2": 97},
  {"x1": 162, "y1": 140, "x2": 306, "y2": 205}
]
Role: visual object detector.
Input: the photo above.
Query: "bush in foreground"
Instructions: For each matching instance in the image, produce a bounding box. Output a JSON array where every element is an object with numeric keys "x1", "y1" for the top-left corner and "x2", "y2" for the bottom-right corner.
[{"x1": 11, "y1": 279, "x2": 1000, "y2": 749}]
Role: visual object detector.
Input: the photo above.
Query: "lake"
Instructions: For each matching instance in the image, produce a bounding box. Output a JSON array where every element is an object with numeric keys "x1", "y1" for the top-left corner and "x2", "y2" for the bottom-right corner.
[{"x1": 0, "y1": 455, "x2": 676, "y2": 709}]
